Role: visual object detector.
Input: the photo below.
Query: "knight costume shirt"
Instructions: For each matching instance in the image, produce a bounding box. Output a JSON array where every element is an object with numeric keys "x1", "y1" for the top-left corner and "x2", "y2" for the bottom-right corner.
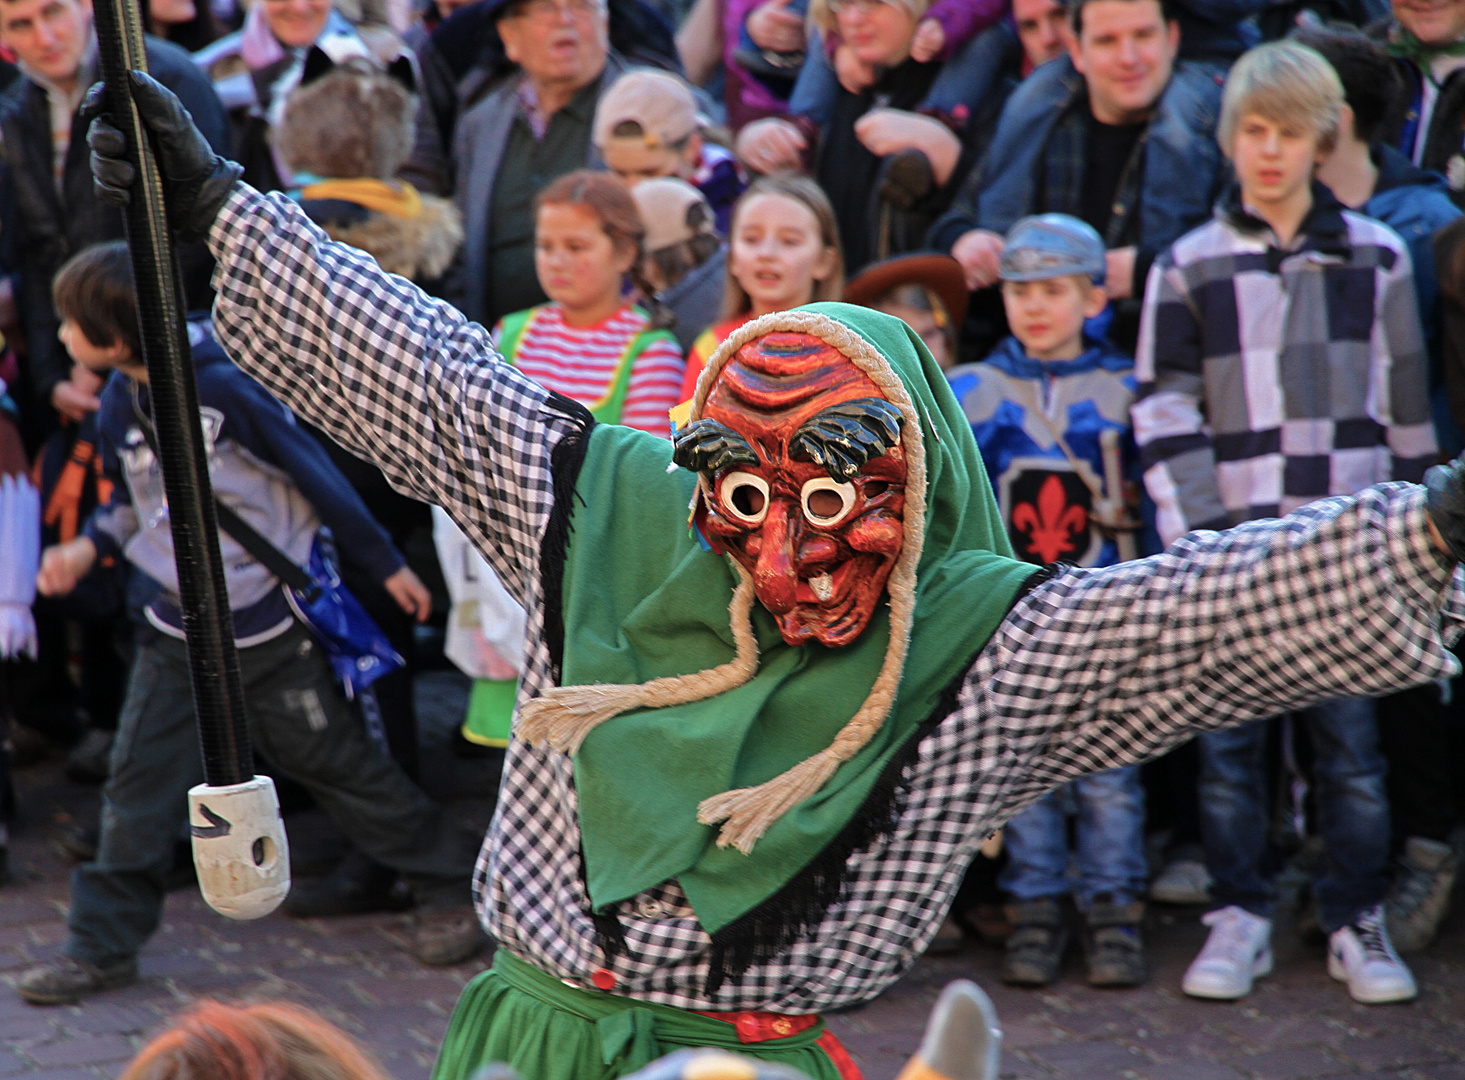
[{"x1": 949, "y1": 335, "x2": 1137, "y2": 568}]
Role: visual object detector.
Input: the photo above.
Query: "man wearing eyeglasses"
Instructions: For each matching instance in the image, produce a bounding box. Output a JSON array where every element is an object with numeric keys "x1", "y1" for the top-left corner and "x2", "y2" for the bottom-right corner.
[{"x1": 452, "y1": 0, "x2": 635, "y2": 326}]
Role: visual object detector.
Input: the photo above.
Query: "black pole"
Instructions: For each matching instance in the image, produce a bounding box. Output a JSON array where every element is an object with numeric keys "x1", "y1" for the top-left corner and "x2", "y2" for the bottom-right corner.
[{"x1": 93, "y1": 0, "x2": 253, "y2": 788}]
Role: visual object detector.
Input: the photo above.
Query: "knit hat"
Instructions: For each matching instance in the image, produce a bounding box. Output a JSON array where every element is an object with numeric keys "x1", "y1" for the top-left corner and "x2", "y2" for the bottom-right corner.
[
  {"x1": 593, "y1": 69, "x2": 701, "y2": 151},
  {"x1": 999, "y1": 214, "x2": 1106, "y2": 283},
  {"x1": 631, "y1": 177, "x2": 717, "y2": 253}
]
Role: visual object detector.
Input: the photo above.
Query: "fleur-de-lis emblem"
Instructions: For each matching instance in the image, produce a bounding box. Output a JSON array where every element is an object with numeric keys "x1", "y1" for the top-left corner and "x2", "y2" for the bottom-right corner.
[{"x1": 1012, "y1": 474, "x2": 1088, "y2": 564}]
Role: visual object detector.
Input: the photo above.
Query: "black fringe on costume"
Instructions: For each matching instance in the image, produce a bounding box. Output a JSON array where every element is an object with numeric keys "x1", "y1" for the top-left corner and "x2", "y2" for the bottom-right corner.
[
  {"x1": 702, "y1": 562, "x2": 1068, "y2": 994},
  {"x1": 541, "y1": 393, "x2": 629, "y2": 961},
  {"x1": 540, "y1": 392, "x2": 597, "y2": 681}
]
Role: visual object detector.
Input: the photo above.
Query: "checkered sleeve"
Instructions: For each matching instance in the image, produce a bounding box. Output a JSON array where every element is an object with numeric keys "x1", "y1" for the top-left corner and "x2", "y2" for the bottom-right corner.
[
  {"x1": 473, "y1": 482, "x2": 1465, "y2": 1016},
  {"x1": 971, "y1": 482, "x2": 1465, "y2": 824},
  {"x1": 1132, "y1": 254, "x2": 1229, "y2": 546},
  {"x1": 1373, "y1": 238, "x2": 1438, "y2": 483},
  {"x1": 205, "y1": 185, "x2": 567, "y2": 596}
]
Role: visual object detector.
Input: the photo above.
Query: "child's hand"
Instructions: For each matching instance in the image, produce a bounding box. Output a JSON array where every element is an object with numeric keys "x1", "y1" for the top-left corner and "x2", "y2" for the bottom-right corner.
[
  {"x1": 952, "y1": 228, "x2": 1005, "y2": 290},
  {"x1": 384, "y1": 564, "x2": 432, "y2": 623},
  {"x1": 37, "y1": 537, "x2": 97, "y2": 598},
  {"x1": 911, "y1": 18, "x2": 946, "y2": 62},
  {"x1": 834, "y1": 43, "x2": 876, "y2": 94},
  {"x1": 736, "y1": 117, "x2": 808, "y2": 174},
  {"x1": 51, "y1": 379, "x2": 101, "y2": 423}
]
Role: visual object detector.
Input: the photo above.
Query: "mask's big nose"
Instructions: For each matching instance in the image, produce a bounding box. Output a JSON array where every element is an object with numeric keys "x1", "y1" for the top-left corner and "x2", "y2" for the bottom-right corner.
[{"x1": 753, "y1": 498, "x2": 800, "y2": 613}]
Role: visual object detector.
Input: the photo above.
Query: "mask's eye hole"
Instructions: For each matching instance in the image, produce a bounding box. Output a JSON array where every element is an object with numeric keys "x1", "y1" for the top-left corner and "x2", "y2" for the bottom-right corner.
[
  {"x1": 802, "y1": 478, "x2": 857, "y2": 526},
  {"x1": 719, "y1": 471, "x2": 770, "y2": 524},
  {"x1": 863, "y1": 480, "x2": 889, "y2": 499}
]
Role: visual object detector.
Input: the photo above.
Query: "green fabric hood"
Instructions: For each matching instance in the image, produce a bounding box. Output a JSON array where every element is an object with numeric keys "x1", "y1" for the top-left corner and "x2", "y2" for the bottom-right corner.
[{"x1": 530, "y1": 303, "x2": 1033, "y2": 941}]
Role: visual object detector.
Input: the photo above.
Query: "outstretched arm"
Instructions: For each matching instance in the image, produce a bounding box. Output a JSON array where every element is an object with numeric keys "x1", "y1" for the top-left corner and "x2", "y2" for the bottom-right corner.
[
  {"x1": 205, "y1": 185, "x2": 576, "y2": 596},
  {"x1": 86, "y1": 73, "x2": 583, "y2": 600},
  {"x1": 963, "y1": 483, "x2": 1464, "y2": 826}
]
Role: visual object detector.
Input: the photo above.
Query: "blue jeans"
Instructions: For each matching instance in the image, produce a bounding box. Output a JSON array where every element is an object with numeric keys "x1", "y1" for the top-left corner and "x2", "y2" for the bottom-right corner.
[
  {"x1": 998, "y1": 764, "x2": 1147, "y2": 909},
  {"x1": 1198, "y1": 698, "x2": 1390, "y2": 933}
]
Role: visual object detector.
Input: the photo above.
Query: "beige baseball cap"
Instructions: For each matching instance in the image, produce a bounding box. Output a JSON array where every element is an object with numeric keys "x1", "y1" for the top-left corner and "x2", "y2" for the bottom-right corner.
[
  {"x1": 593, "y1": 69, "x2": 701, "y2": 151},
  {"x1": 631, "y1": 178, "x2": 717, "y2": 253}
]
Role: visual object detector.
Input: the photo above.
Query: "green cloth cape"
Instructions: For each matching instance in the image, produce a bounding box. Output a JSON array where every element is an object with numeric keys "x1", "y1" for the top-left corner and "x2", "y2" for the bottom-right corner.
[{"x1": 561, "y1": 304, "x2": 1033, "y2": 935}]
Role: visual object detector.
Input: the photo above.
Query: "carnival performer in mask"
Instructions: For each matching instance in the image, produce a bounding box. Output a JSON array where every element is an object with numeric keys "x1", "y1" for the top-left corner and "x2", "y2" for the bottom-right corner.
[{"x1": 86, "y1": 75, "x2": 1465, "y2": 1080}]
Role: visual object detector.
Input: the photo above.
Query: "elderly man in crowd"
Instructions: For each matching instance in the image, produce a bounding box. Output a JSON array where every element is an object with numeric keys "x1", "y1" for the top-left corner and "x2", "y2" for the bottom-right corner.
[
  {"x1": 449, "y1": 0, "x2": 635, "y2": 326},
  {"x1": 1380, "y1": 0, "x2": 1465, "y2": 203},
  {"x1": 929, "y1": 0, "x2": 1226, "y2": 355}
]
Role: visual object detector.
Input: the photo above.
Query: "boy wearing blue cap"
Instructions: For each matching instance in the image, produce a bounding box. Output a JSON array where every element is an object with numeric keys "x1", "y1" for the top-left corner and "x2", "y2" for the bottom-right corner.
[{"x1": 947, "y1": 213, "x2": 1150, "y2": 988}]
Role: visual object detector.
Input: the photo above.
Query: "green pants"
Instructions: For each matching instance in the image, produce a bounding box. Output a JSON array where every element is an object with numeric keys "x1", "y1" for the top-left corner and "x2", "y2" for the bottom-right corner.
[{"x1": 433, "y1": 951, "x2": 847, "y2": 1080}]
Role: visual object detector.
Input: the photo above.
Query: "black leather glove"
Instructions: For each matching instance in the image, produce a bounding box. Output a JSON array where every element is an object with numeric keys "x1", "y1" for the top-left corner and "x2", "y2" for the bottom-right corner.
[
  {"x1": 1424, "y1": 457, "x2": 1465, "y2": 562},
  {"x1": 85, "y1": 71, "x2": 243, "y2": 244}
]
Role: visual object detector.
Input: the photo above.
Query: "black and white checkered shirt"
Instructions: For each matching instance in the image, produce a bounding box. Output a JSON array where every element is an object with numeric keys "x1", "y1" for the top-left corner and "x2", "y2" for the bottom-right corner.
[
  {"x1": 1132, "y1": 188, "x2": 1438, "y2": 548},
  {"x1": 210, "y1": 186, "x2": 1465, "y2": 1014}
]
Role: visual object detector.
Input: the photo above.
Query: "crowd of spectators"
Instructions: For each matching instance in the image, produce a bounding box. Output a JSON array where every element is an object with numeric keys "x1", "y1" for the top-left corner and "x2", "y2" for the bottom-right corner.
[{"x1": 0, "y1": 0, "x2": 1462, "y2": 1023}]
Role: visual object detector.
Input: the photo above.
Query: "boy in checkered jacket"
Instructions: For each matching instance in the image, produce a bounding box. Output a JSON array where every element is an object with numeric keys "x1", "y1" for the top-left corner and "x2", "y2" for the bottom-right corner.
[{"x1": 1132, "y1": 42, "x2": 1436, "y2": 1006}]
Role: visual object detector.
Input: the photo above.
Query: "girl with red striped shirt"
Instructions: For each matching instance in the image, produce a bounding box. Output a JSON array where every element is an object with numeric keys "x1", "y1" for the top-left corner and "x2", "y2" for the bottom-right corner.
[{"x1": 494, "y1": 171, "x2": 684, "y2": 437}]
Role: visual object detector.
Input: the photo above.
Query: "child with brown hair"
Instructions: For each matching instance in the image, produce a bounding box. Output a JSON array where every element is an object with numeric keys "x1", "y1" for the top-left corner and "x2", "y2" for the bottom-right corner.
[
  {"x1": 18, "y1": 242, "x2": 480, "y2": 1007},
  {"x1": 679, "y1": 174, "x2": 844, "y2": 400},
  {"x1": 494, "y1": 170, "x2": 685, "y2": 437}
]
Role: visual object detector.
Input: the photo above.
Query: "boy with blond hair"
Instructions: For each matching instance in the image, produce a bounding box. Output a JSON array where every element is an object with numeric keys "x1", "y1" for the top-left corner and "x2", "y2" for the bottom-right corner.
[{"x1": 1133, "y1": 41, "x2": 1435, "y2": 1004}]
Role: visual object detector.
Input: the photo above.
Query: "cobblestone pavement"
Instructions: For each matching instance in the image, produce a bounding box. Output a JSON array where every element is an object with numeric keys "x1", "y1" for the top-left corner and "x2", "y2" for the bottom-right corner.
[{"x1": 1, "y1": 673, "x2": 1462, "y2": 1080}]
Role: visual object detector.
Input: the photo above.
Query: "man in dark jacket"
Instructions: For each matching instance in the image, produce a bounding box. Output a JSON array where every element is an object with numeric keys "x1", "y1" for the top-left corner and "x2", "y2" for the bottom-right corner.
[
  {"x1": 928, "y1": 0, "x2": 1226, "y2": 356},
  {"x1": 0, "y1": 0, "x2": 229, "y2": 436}
]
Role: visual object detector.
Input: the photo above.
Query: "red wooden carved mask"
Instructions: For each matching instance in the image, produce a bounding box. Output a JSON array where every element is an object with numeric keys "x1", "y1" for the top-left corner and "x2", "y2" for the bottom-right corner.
[{"x1": 672, "y1": 331, "x2": 907, "y2": 648}]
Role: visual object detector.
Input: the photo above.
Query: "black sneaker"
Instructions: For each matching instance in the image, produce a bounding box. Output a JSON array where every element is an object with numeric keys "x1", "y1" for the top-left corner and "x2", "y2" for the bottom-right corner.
[
  {"x1": 1083, "y1": 896, "x2": 1147, "y2": 987},
  {"x1": 1002, "y1": 897, "x2": 1069, "y2": 986},
  {"x1": 17, "y1": 956, "x2": 138, "y2": 1005},
  {"x1": 64, "y1": 729, "x2": 115, "y2": 784}
]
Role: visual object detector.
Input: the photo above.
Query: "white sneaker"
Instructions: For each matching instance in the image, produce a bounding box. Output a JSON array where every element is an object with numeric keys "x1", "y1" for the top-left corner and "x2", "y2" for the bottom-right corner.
[
  {"x1": 1181, "y1": 905, "x2": 1273, "y2": 1000},
  {"x1": 1328, "y1": 904, "x2": 1417, "y2": 1004},
  {"x1": 1151, "y1": 858, "x2": 1214, "y2": 905}
]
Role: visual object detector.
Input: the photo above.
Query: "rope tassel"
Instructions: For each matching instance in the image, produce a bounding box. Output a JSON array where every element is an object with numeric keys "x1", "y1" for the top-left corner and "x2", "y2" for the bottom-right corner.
[
  {"x1": 523, "y1": 309, "x2": 932, "y2": 855},
  {"x1": 517, "y1": 572, "x2": 761, "y2": 756},
  {"x1": 697, "y1": 749, "x2": 842, "y2": 854}
]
